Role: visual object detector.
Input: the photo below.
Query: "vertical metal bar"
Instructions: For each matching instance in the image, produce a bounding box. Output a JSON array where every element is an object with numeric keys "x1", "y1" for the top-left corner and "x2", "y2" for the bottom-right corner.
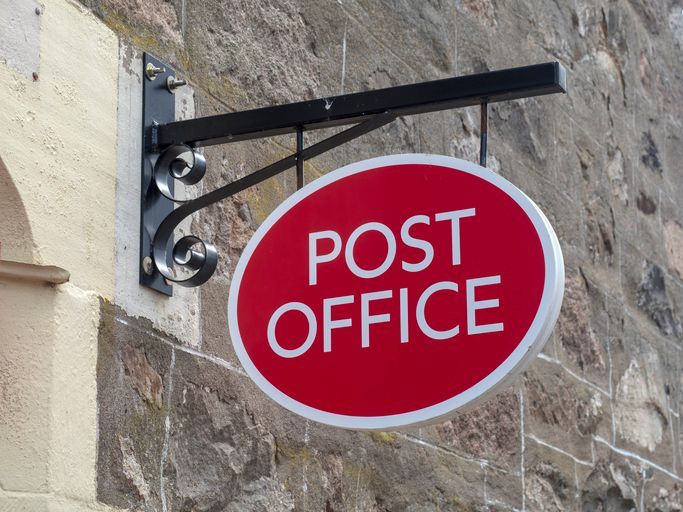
[
  {"x1": 140, "y1": 53, "x2": 175, "y2": 296},
  {"x1": 296, "y1": 127, "x2": 304, "y2": 189},
  {"x1": 479, "y1": 101, "x2": 488, "y2": 167}
]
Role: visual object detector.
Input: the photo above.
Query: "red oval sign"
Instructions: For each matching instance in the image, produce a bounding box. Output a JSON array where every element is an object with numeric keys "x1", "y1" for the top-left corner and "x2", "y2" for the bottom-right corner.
[{"x1": 228, "y1": 155, "x2": 564, "y2": 429}]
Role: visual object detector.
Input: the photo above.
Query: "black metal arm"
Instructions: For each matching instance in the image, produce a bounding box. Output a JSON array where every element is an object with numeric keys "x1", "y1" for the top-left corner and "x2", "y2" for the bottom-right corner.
[
  {"x1": 140, "y1": 55, "x2": 567, "y2": 295},
  {"x1": 156, "y1": 62, "x2": 566, "y2": 149}
]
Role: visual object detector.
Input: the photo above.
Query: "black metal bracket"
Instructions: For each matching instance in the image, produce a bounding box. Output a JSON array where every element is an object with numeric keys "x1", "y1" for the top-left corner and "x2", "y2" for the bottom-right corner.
[{"x1": 141, "y1": 55, "x2": 567, "y2": 295}]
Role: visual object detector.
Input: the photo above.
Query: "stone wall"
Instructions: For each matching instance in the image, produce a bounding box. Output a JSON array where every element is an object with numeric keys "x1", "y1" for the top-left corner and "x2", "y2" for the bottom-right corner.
[{"x1": 3, "y1": 0, "x2": 683, "y2": 510}]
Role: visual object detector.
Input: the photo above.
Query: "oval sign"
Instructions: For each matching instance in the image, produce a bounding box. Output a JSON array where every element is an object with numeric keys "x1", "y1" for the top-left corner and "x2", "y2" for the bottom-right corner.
[{"x1": 228, "y1": 154, "x2": 564, "y2": 429}]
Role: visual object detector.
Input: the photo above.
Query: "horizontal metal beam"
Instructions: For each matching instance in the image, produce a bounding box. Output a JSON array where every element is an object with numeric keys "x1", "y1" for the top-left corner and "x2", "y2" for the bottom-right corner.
[{"x1": 157, "y1": 62, "x2": 567, "y2": 148}]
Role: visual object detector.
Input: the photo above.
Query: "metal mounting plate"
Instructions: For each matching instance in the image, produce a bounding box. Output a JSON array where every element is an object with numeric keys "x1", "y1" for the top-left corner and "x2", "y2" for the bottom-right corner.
[{"x1": 140, "y1": 53, "x2": 175, "y2": 295}]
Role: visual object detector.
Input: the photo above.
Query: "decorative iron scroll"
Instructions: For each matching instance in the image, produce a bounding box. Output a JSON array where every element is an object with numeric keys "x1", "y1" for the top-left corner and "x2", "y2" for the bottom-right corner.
[{"x1": 149, "y1": 145, "x2": 217, "y2": 287}]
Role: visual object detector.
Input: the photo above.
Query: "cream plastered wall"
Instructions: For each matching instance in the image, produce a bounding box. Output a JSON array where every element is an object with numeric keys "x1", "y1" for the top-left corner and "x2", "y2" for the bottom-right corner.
[
  {"x1": 0, "y1": 0, "x2": 121, "y2": 510},
  {"x1": 0, "y1": 0, "x2": 117, "y2": 294}
]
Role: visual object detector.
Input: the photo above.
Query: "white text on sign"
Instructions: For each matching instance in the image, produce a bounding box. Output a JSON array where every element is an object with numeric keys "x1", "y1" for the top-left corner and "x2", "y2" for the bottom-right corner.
[{"x1": 267, "y1": 209, "x2": 504, "y2": 358}]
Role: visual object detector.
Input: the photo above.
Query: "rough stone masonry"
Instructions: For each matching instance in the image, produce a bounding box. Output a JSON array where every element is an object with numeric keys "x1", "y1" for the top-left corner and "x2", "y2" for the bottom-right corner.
[{"x1": 83, "y1": 0, "x2": 683, "y2": 510}]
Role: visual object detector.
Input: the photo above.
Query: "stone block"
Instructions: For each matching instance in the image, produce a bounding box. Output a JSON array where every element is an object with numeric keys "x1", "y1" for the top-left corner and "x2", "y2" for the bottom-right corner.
[
  {"x1": 523, "y1": 357, "x2": 610, "y2": 464},
  {"x1": 656, "y1": 117, "x2": 683, "y2": 203},
  {"x1": 564, "y1": 66, "x2": 610, "y2": 143},
  {"x1": 166, "y1": 346, "x2": 491, "y2": 511},
  {"x1": 642, "y1": 472, "x2": 683, "y2": 512},
  {"x1": 636, "y1": 258, "x2": 682, "y2": 343},
  {"x1": 482, "y1": 463, "x2": 523, "y2": 511},
  {"x1": 454, "y1": 8, "x2": 493, "y2": 77},
  {"x1": 84, "y1": 0, "x2": 183, "y2": 53},
  {"x1": 415, "y1": 389, "x2": 521, "y2": 472},
  {"x1": 343, "y1": 0, "x2": 456, "y2": 78},
  {"x1": 554, "y1": 269, "x2": 612, "y2": 391},
  {"x1": 523, "y1": 438, "x2": 581, "y2": 512},
  {"x1": 663, "y1": 220, "x2": 683, "y2": 282},
  {"x1": 199, "y1": 275, "x2": 235, "y2": 362},
  {"x1": 576, "y1": 441, "x2": 641, "y2": 512},
  {"x1": 552, "y1": 111, "x2": 584, "y2": 205},
  {"x1": 489, "y1": 97, "x2": 555, "y2": 176},
  {"x1": 619, "y1": 238, "x2": 683, "y2": 343},
  {"x1": 637, "y1": 261, "x2": 683, "y2": 339},
  {"x1": 182, "y1": 0, "x2": 336, "y2": 109},
  {"x1": 582, "y1": 192, "x2": 623, "y2": 285},
  {"x1": 519, "y1": 177, "x2": 584, "y2": 266},
  {"x1": 633, "y1": 177, "x2": 668, "y2": 264},
  {"x1": 608, "y1": 314, "x2": 680, "y2": 471},
  {"x1": 96, "y1": 304, "x2": 175, "y2": 511}
]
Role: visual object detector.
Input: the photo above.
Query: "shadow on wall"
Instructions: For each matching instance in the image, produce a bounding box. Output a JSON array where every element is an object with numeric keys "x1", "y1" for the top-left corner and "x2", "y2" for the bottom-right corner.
[
  {"x1": 0, "y1": 154, "x2": 60, "y2": 494},
  {"x1": 0, "y1": 155, "x2": 34, "y2": 262}
]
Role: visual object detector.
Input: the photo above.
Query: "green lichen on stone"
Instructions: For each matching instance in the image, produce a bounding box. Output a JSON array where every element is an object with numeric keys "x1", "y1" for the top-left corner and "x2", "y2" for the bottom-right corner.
[
  {"x1": 449, "y1": 496, "x2": 475, "y2": 512},
  {"x1": 369, "y1": 431, "x2": 399, "y2": 446},
  {"x1": 243, "y1": 145, "x2": 292, "y2": 224},
  {"x1": 96, "y1": 298, "x2": 117, "y2": 364},
  {"x1": 126, "y1": 408, "x2": 166, "y2": 439},
  {"x1": 240, "y1": 142, "x2": 334, "y2": 225},
  {"x1": 303, "y1": 160, "x2": 326, "y2": 182},
  {"x1": 99, "y1": 8, "x2": 164, "y2": 55},
  {"x1": 275, "y1": 442, "x2": 315, "y2": 465}
]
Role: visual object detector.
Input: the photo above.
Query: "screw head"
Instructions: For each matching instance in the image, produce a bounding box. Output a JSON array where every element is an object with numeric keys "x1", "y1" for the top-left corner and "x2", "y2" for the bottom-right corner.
[
  {"x1": 35, "y1": 6, "x2": 41, "y2": 14},
  {"x1": 145, "y1": 62, "x2": 166, "y2": 81},
  {"x1": 142, "y1": 256, "x2": 154, "y2": 275},
  {"x1": 166, "y1": 75, "x2": 188, "y2": 93}
]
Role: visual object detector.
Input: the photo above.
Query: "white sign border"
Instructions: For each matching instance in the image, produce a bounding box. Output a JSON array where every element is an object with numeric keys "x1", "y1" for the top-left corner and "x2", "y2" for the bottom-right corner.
[{"x1": 227, "y1": 154, "x2": 565, "y2": 430}]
